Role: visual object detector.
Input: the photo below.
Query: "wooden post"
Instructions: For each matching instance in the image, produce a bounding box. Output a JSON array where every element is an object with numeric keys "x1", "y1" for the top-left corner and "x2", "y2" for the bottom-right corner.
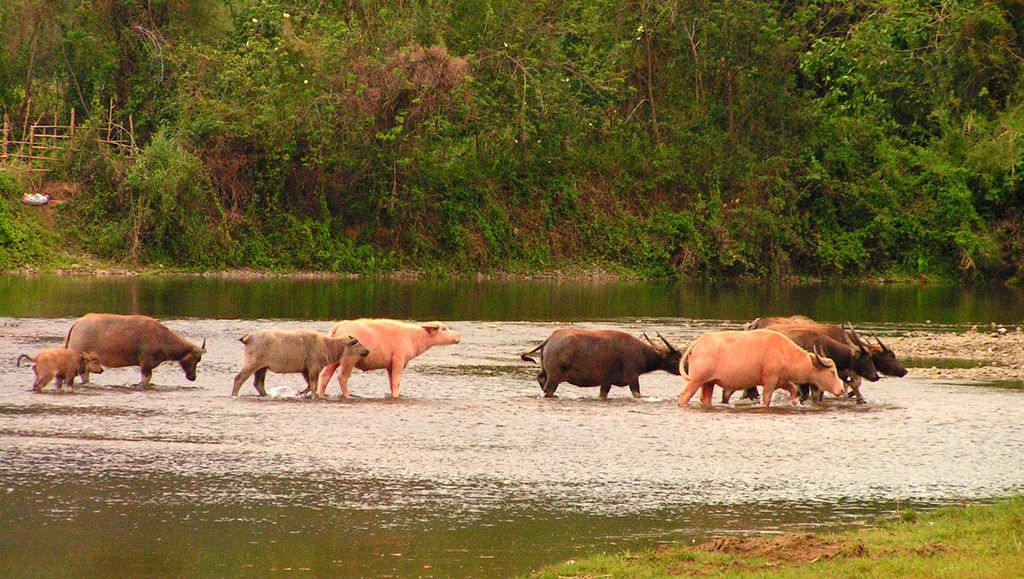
[
  {"x1": 70, "y1": 107, "x2": 75, "y2": 138},
  {"x1": 2, "y1": 112, "x2": 7, "y2": 161},
  {"x1": 20, "y1": 97, "x2": 31, "y2": 148},
  {"x1": 129, "y1": 113, "x2": 135, "y2": 149},
  {"x1": 107, "y1": 97, "x2": 114, "y2": 141}
]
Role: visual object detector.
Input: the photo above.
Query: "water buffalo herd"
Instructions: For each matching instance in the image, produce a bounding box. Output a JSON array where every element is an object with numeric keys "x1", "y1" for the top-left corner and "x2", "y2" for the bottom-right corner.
[{"x1": 16, "y1": 313, "x2": 905, "y2": 407}]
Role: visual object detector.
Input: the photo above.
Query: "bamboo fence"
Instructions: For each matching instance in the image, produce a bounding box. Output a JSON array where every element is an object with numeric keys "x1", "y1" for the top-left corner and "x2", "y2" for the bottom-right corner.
[{"x1": 1, "y1": 99, "x2": 137, "y2": 176}]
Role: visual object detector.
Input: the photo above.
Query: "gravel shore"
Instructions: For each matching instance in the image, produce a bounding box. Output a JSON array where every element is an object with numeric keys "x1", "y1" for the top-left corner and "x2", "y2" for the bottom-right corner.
[{"x1": 886, "y1": 329, "x2": 1024, "y2": 382}]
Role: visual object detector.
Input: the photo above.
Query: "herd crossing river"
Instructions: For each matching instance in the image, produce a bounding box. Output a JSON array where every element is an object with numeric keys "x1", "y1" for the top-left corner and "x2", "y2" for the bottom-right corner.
[{"x1": 1, "y1": 275, "x2": 1024, "y2": 577}]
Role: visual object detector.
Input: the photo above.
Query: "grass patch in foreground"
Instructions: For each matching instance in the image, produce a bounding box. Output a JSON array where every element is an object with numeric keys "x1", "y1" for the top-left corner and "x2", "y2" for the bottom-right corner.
[{"x1": 531, "y1": 497, "x2": 1024, "y2": 578}]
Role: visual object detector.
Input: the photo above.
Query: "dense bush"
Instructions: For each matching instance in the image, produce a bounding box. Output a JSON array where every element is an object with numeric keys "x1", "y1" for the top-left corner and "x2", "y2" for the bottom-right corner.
[
  {"x1": 0, "y1": 173, "x2": 51, "y2": 269},
  {"x1": 2, "y1": 0, "x2": 1022, "y2": 279}
]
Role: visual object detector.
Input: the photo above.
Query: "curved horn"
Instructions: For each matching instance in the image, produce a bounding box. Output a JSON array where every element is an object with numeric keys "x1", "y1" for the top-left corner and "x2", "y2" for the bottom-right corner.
[
  {"x1": 875, "y1": 336, "x2": 891, "y2": 352},
  {"x1": 642, "y1": 333, "x2": 657, "y2": 347},
  {"x1": 201, "y1": 338, "x2": 207, "y2": 350},
  {"x1": 812, "y1": 346, "x2": 829, "y2": 368},
  {"x1": 840, "y1": 325, "x2": 856, "y2": 348},
  {"x1": 845, "y1": 322, "x2": 869, "y2": 354},
  {"x1": 656, "y1": 332, "x2": 678, "y2": 353}
]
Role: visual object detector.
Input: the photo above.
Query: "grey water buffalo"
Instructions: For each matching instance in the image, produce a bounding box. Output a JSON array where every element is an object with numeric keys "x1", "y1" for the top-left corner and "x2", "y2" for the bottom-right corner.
[
  {"x1": 519, "y1": 329, "x2": 682, "y2": 398},
  {"x1": 678, "y1": 329, "x2": 844, "y2": 408},
  {"x1": 64, "y1": 313, "x2": 206, "y2": 387},
  {"x1": 231, "y1": 330, "x2": 369, "y2": 396},
  {"x1": 16, "y1": 348, "x2": 104, "y2": 392},
  {"x1": 312, "y1": 319, "x2": 462, "y2": 399}
]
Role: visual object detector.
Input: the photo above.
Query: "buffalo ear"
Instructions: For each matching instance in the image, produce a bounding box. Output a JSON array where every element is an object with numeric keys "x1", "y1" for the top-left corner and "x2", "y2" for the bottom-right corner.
[{"x1": 422, "y1": 323, "x2": 441, "y2": 335}]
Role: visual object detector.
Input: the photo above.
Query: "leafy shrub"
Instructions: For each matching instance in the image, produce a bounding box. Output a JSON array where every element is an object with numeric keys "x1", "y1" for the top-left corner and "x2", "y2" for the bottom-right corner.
[
  {"x1": 0, "y1": 173, "x2": 51, "y2": 269},
  {"x1": 121, "y1": 132, "x2": 230, "y2": 267}
]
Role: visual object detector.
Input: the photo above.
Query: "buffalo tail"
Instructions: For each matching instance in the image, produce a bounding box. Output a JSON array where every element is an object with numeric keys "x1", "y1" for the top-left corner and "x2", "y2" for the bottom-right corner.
[
  {"x1": 16, "y1": 354, "x2": 33, "y2": 367},
  {"x1": 678, "y1": 340, "x2": 698, "y2": 381},
  {"x1": 519, "y1": 338, "x2": 548, "y2": 364},
  {"x1": 63, "y1": 320, "x2": 78, "y2": 348}
]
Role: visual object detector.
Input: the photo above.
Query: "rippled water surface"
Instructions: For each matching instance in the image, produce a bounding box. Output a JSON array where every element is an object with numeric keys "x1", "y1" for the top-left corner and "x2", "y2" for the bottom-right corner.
[{"x1": 2, "y1": 277, "x2": 1024, "y2": 577}]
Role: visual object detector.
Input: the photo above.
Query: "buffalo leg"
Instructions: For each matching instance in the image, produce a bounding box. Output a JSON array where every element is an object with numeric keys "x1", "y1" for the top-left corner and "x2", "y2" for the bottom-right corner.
[
  {"x1": 761, "y1": 377, "x2": 778, "y2": 408},
  {"x1": 535, "y1": 370, "x2": 546, "y2": 389},
  {"x1": 33, "y1": 372, "x2": 51, "y2": 392},
  {"x1": 678, "y1": 380, "x2": 703, "y2": 407},
  {"x1": 629, "y1": 380, "x2": 642, "y2": 398},
  {"x1": 599, "y1": 384, "x2": 612, "y2": 399},
  {"x1": 700, "y1": 383, "x2": 715, "y2": 408},
  {"x1": 742, "y1": 387, "x2": 759, "y2": 401},
  {"x1": 300, "y1": 367, "x2": 316, "y2": 396},
  {"x1": 721, "y1": 389, "x2": 733, "y2": 404},
  {"x1": 779, "y1": 382, "x2": 800, "y2": 405},
  {"x1": 253, "y1": 368, "x2": 268, "y2": 397},
  {"x1": 543, "y1": 376, "x2": 560, "y2": 398},
  {"x1": 336, "y1": 361, "x2": 357, "y2": 399},
  {"x1": 812, "y1": 386, "x2": 824, "y2": 404},
  {"x1": 850, "y1": 384, "x2": 865, "y2": 404},
  {"x1": 136, "y1": 367, "x2": 153, "y2": 388},
  {"x1": 798, "y1": 384, "x2": 811, "y2": 402},
  {"x1": 387, "y1": 363, "x2": 404, "y2": 399},
  {"x1": 231, "y1": 365, "x2": 258, "y2": 396}
]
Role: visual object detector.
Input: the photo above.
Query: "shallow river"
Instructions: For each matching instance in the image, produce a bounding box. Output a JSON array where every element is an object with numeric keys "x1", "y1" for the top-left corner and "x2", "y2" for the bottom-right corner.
[{"x1": 1, "y1": 276, "x2": 1023, "y2": 577}]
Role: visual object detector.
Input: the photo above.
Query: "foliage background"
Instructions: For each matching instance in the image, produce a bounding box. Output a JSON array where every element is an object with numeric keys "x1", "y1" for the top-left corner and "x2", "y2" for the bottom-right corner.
[{"x1": 1, "y1": 0, "x2": 1022, "y2": 279}]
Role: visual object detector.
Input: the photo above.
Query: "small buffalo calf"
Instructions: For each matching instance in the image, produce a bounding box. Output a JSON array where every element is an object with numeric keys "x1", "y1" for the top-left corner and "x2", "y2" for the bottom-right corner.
[{"x1": 17, "y1": 348, "x2": 104, "y2": 392}]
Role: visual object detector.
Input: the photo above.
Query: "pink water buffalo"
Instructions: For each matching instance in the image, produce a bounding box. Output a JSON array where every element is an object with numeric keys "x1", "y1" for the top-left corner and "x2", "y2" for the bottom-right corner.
[
  {"x1": 313, "y1": 319, "x2": 462, "y2": 398},
  {"x1": 677, "y1": 329, "x2": 844, "y2": 408}
]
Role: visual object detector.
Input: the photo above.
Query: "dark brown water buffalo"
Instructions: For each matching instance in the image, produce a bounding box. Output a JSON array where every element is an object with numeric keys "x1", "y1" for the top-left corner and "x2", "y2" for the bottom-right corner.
[
  {"x1": 746, "y1": 315, "x2": 907, "y2": 395},
  {"x1": 520, "y1": 329, "x2": 682, "y2": 398},
  {"x1": 64, "y1": 313, "x2": 206, "y2": 387}
]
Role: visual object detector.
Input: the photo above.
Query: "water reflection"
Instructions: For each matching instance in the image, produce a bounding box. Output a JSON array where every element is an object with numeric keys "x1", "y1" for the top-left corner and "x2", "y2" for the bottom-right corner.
[{"x1": 2, "y1": 274, "x2": 1024, "y2": 323}]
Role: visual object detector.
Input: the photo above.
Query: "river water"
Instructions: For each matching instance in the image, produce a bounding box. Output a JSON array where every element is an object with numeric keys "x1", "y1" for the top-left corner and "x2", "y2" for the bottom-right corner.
[{"x1": 1, "y1": 275, "x2": 1023, "y2": 577}]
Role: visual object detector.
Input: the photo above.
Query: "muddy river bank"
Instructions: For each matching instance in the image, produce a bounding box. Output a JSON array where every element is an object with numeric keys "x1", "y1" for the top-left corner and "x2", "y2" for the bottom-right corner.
[{"x1": 2, "y1": 312, "x2": 1023, "y2": 577}]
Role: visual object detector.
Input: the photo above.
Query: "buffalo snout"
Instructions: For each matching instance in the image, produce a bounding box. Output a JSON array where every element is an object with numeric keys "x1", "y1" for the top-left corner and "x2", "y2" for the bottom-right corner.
[{"x1": 359, "y1": 348, "x2": 370, "y2": 358}]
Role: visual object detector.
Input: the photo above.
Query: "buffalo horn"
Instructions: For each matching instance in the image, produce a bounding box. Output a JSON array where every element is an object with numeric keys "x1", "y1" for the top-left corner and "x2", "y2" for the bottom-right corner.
[
  {"x1": 875, "y1": 335, "x2": 891, "y2": 352},
  {"x1": 656, "y1": 332, "x2": 678, "y2": 353},
  {"x1": 812, "y1": 346, "x2": 829, "y2": 368},
  {"x1": 201, "y1": 338, "x2": 207, "y2": 350},
  {"x1": 845, "y1": 322, "x2": 869, "y2": 354},
  {"x1": 841, "y1": 324, "x2": 856, "y2": 348},
  {"x1": 643, "y1": 333, "x2": 657, "y2": 348}
]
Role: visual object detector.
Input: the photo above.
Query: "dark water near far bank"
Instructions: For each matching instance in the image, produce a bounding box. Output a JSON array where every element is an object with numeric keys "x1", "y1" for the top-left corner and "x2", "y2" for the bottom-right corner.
[{"x1": 2, "y1": 274, "x2": 1024, "y2": 324}]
